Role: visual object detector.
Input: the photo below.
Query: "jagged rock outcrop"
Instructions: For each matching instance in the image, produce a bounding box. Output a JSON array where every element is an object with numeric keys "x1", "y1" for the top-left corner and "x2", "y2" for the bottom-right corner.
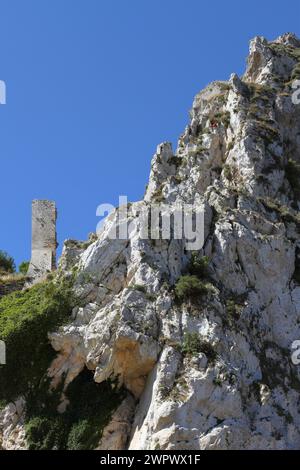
[
  {"x1": 2, "y1": 33, "x2": 300, "y2": 450},
  {"x1": 0, "y1": 398, "x2": 26, "y2": 450},
  {"x1": 96, "y1": 394, "x2": 135, "y2": 450}
]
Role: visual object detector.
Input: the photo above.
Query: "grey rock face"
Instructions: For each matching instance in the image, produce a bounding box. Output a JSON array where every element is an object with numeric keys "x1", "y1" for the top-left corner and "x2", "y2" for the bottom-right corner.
[
  {"x1": 4, "y1": 33, "x2": 300, "y2": 450},
  {"x1": 51, "y1": 33, "x2": 300, "y2": 450}
]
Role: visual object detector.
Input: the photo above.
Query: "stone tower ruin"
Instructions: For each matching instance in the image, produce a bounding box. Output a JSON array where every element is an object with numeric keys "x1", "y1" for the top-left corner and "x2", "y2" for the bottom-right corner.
[{"x1": 27, "y1": 200, "x2": 57, "y2": 283}]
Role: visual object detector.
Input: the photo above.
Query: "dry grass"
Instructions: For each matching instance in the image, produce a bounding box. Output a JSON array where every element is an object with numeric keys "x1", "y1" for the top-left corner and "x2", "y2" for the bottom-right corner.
[{"x1": 0, "y1": 272, "x2": 26, "y2": 284}]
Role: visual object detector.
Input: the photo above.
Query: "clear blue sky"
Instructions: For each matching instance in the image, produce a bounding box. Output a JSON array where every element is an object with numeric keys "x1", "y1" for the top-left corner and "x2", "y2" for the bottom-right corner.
[{"x1": 0, "y1": 0, "x2": 299, "y2": 268}]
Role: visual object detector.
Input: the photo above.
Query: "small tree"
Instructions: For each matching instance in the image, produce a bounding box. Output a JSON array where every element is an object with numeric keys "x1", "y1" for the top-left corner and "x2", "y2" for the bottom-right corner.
[
  {"x1": 182, "y1": 332, "x2": 217, "y2": 361},
  {"x1": 19, "y1": 261, "x2": 30, "y2": 275},
  {"x1": 175, "y1": 275, "x2": 209, "y2": 302},
  {"x1": 0, "y1": 251, "x2": 16, "y2": 274},
  {"x1": 188, "y1": 254, "x2": 210, "y2": 278},
  {"x1": 182, "y1": 332, "x2": 202, "y2": 355}
]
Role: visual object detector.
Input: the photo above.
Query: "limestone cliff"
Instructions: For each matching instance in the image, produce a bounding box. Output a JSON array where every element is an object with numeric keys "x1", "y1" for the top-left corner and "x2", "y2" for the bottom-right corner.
[{"x1": 2, "y1": 33, "x2": 300, "y2": 450}]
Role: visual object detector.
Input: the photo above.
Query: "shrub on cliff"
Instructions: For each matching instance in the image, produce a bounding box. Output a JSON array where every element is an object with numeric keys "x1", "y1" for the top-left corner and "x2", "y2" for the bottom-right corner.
[
  {"x1": 0, "y1": 277, "x2": 125, "y2": 449},
  {"x1": 188, "y1": 253, "x2": 210, "y2": 278},
  {"x1": 0, "y1": 278, "x2": 75, "y2": 402},
  {"x1": 175, "y1": 275, "x2": 212, "y2": 302},
  {"x1": 181, "y1": 332, "x2": 217, "y2": 361},
  {"x1": 25, "y1": 369, "x2": 125, "y2": 450}
]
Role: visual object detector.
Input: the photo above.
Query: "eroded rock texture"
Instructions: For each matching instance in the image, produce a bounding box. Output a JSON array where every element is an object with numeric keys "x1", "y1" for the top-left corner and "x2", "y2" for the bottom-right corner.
[{"x1": 2, "y1": 33, "x2": 300, "y2": 450}]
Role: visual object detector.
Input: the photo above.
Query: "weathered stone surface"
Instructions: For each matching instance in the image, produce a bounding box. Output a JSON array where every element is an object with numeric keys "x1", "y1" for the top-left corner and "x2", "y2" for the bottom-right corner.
[
  {"x1": 47, "y1": 33, "x2": 300, "y2": 450},
  {"x1": 27, "y1": 200, "x2": 57, "y2": 285},
  {"x1": 96, "y1": 394, "x2": 135, "y2": 450},
  {"x1": 0, "y1": 398, "x2": 27, "y2": 450},
  {"x1": 3, "y1": 33, "x2": 300, "y2": 450}
]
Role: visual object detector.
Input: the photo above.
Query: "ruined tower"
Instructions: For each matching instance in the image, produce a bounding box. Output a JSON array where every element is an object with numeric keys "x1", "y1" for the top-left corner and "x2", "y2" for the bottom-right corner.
[{"x1": 27, "y1": 200, "x2": 57, "y2": 283}]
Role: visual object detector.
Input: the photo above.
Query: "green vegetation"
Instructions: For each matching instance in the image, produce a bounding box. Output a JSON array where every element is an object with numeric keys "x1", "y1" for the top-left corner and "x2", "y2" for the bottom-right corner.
[
  {"x1": 259, "y1": 197, "x2": 300, "y2": 228},
  {"x1": 19, "y1": 261, "x2": 29, "y2": 275},
  {"x1": 188, "y1": 253, "x2": 210, "y2": 278},
  {"x1": 182, "y1": 332, "x2": 202, "y2": 355},
  {"x1": 182, "y1": 332, "x2": 217, "y2": 361},
  {"x1": 152, "y1": 187, "x2": 165, "y2": 203},
  {"x1": 222, "y1": 163, "x2": 242, "y2": 185},
  {"x1": 0, "y1": 278, "x2": 75, "y2": 403},
  {"x1": 175, "y1": 254, "x2": 214, "y2": 304},
  {"x1": 64, "y1": 236, "x2": 97, "y2": 252},
  {"x1": 253, "y1": 118, "x2": 280, "y2": 145},
  {"x1": 213, "y1": 111, "x2": 231, "y2": 129},
  {"x1": 227, "y1": 140, "x2": 235, "y2": 152},
  {"x1": 269, "y1": 44, "x2": 300, "y2": 84},
  {"x1": 175, "y1": 275, "x2": 212, "y2": 302},
  {"x1": 0, "y1": 272, "x2": 25, "y2": 284},
  {"x1": 188, "y1": 143, "x2": 207, "y2": 158},
  {"x1": 213, "y1": 376, "x2": 223, "y2": 387},
  {"x1": 223, "y1": 164, "x2": 234, "y2": 181},
  {"x1": 25, "y1": 369, "x2": 125, "y2": 450},
  {"x1": 0, "y1": 250, "x2": 15, "y2": 274},
  {"x1": 217, "y1": 82, "x2": 231, "y2": 91},
  {"x1": 269, "y1": 43, "x2": 300, "y2": 61},
  {"x1": 291, "y1": 63, "x2": 300, "y2": 81},
  {"x1": 269, "y1": 44, "x2": 300, "y2": 81},
  {"x1": 129, "y1": 283, "x2": 156, "y2": 301},
  {"x1": 0, "y1": 272, "x2": 26, "y2": 299},
  {"x1": 169, "y1": 156, "x2": 183, "y2": 168},
  {"x1": 0, "y1": 276, "x2": 125, "y2": 449},
  {"x1": 245, "y1": 83, "x2": 280, "y2": 145},
  {"x1": 129, "y1": 284, "x2": 147, "y2": 294},
  {"x1": 226, "y1": 299, "x2": 243, "y2": 320},
  {"x1": 247, "y1": 82, "x2": 273, "y2": 102}
]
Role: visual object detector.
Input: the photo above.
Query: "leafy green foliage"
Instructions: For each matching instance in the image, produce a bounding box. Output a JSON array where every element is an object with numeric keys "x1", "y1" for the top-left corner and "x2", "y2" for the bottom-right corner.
[
  {"x1": 25, "y1": 415, "x2": 68, "y2": 450},
  {"x1": 213, "y1": 111, "x2": 231, "y2": 128},
  {"x1": 0, "y1": 278, "x2": 75, "y2": 403},
  {"x1": 0, "y1": 250, "x2": 15, "y2": 274},
  {"x1": 18, "y1": 261, "x2": 30, "y2": 275},
  {"x1": 223, "y1": 164, "x2": 232, "y2": 181},
  {"x1": 247, "y1": 82, "x2": 273, "y2": 102},
  {"x1": 25, "y1": 369, "x2": 125, "y2": 450},
  {"x1": 0, "y1": 275, "x2": 124, "y2": 449},
  {"x1": 269, "y1": 43, "x2": 300, "y2": 61},
  {"x1": 175, "y1": 275, "x2": 212, "y2": 302},
  {"x1": 182, "y1": 332, "x2": 217, "y2": 361},
  {"x1": 226, "y1": 299, "x2": 243, "y2": 320},
  {"x1": 130, "y1": 284, "x2": 147, "y2": 293},
  {"x1": 181, "y1": 332, "x2": 202, "y2": 355},
  {"x1": 188, "y1": 253, "x2": 210, "y2": 278},
  {"x1": 67, "y1": 420, "x2": 92, "y2": 450},
  {"x1": 292, "y1": 63, "x2": 300, "y2": 81},
  {"x1": 223, "y1": 164, "x2": 240, "y2": 182},
  {"x1": 175, "y1": 254, "x2": 213, "y2": 304},
  {"x1": 258, "y1": 197, "x2": 300, "y2": 228}
]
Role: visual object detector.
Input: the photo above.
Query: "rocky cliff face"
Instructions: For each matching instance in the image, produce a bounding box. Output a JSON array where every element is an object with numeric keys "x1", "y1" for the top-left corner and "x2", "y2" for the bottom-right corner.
[{"x1": 2, "y1": 33, "x2": 300, "y2": 450}]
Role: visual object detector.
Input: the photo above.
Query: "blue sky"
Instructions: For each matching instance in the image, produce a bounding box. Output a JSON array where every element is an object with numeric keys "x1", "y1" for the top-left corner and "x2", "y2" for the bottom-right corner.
[{"x1": 0, "y1": 0, "x2": 300, "y2": 268}]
